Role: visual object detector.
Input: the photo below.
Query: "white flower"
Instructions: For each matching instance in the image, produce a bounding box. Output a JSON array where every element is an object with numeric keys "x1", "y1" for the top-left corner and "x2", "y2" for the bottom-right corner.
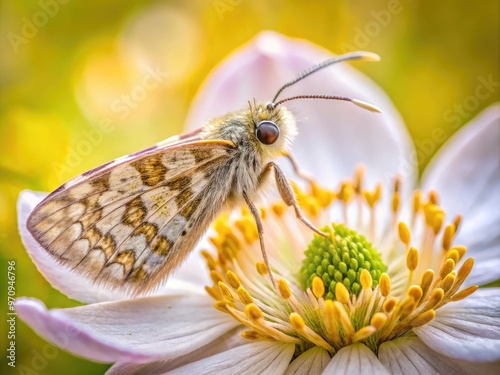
[{"x1": 16, "y1": 32, "x2": 500, "y2": 374}]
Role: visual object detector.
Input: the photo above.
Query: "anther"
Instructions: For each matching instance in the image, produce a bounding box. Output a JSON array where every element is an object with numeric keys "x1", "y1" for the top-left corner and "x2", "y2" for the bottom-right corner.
[
  {"x1": 335, "y1": 282, "x2": 350, "y2": 303},
  {"x1": 455, "y1": 257, "x2": 474, "y2": 284},
  {"x1": 278, "y1": 279, "x2": 292, "y2": 299},
  {"x1": 398, "y1": 222, "x2": 411, "y2": 246},
  {"x1": 312, "y1": 276, "x2": 325, "y2": 298},
  {"x1": 238, "y1": 287, "x2": 254, "y2": 305},
  {"x1": 352, "y1": 326, "x2": 377, "y2": 342},
  {"x1": 383, "y1": 297, "x2": 398, "y2": 313},
  {"x1": 423, "y1": 288, "x2": 444, "y2": 310},
  {"x1": 453, "y1": 246, "x2": 467, "y2": 261},
  {"x1": 370, "y1": 312, "x2": 387, "y2": 330},
  {"x1": 256, "y1": 262, "x2": 269, "y2": 276},
  {"x1": 439, "y1": 259, "x2": 455, "y2": 279},
  {"x1": 453, "y1": 215, "x2": 462, "y2": 232},
  {"x1": 442, "y1": 224, "x2": 455, "y2": 251},
  {"x1": 218, "y1": 281, "x2": 235, "y2": 303},
  {"x1": 420, "y1": 269, "x2": 434, "y2": 297},
  {"x1": 412, "y1": 190, "x2": 422, "y2": 214},
  {"x1": 445, "y1": 249, "x2": 460, "y2": 264},
  {"x1": 410, "y1": 309, "x2": 436, "y2": 327},
  {"x1": 214, "y1": 301, "x2": 229, "y2": 313},
  {"x1": 360, "y1": 269, "x2": 373, "y2": 290},
  {"x1": 441, "y1": 274, "x2": 455, "y2": 294},
  {"x1": 406, "y1": 247, "x2": 419, "y2": 271},
  {"x1": 226, "y1": 270, "x2": 241, "y2": 288},
  {"x1": 272, "y1": 202, "x2": 286, "y2": 216},
  {"x1": 241, "y1": 330, "x2": 263, "y2": 340},
  {"x1": 428, "y1": 191, "x2": 439, "y2": 205},
  {"x1": 245, "y1": 303, "x2": 264, "y2": 321},
  {"x1": 211, "y1": 270, "x2": 224, "y2": 284},
  {"x1": 379, "y1": 273, "x2": 391, "y2": 297},
  {"x1": 451, "y1": 285, "x2": 478, "y2": 301},
  {"x1": 392, "y1": 192, "x2": 400, "y2": 213}
]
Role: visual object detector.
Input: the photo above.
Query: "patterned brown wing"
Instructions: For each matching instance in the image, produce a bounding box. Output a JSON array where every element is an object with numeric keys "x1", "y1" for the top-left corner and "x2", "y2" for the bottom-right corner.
[{"x1": 27, "y1": 139, "x2": 235, "y2": 295}]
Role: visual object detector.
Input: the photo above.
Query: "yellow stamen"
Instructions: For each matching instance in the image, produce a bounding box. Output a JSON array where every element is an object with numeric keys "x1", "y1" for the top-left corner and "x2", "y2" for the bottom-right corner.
[
  {"x1": 453, "y1": 246, "x2": 467, "y2": 261},
  {"x1": 412, "y1": 190, "x2": 422, "y2": 214},
  {"x1": 205, "y1": 286, "x2": 221, "y2": 300},
  {"x1": 211, "y1": 270, "x2": 224, "y2": 284},
  {"x1": 392, "y1": 192, "x2": 400, "y2": 213},
  {"x1": 214, "y1": 301, "x2": 229, "y2": 313},
  {"x1": 218, "y1": 281, "x2": 235, "y2": 303},
  {"x1": 453, "y1": 215, "x2": 462, "y2": 232},
  {"x1": 332, "y1": 301, "x2": 355, "y2": 338},
  {"x1": 241, "y1": 330, "x2": 264, "y2": 340},
  {"x1": 442, "y1": 224, "x2": 455, "y2": 251},
  {"x1": 370, "y1": 312, "x2": 387, "y2": 330},
  {"x1": 439, "y1": 259, "x2": 455, "y2": 279},
  {"x1": 379, "y1": 273, "x2": 391, "y2": 297},
  {"x1": 383, "y1": 298, "x2": 398, "y2": 313},
  {"x1": 352, "y1": 326, "x2": 377, "y2": 342},
  {"x1": 429, "y1": 190, "x2": 439, "y2": 205},
  {"x1": 445, "y1": 249, "x2": 460, "y2": 264},
  {"x1": 360, "y1": 269, "x2": 373, "y2": 290},
  {"x1": 420, "y1": 269, "x2": 434, "y2": 298},
  {"x1": 423, "y1": 288, "x2": 444, "y2": 311},
  {"x1": 312, "y1": 276, "x2": 325, "y2": 298},
  {"x1": 410, "y1": 310, "x2": 436, "y2": 327},
  {"x1": 278, "y1": 279, "x2": 292, "y2": 299},
  {"x1": 398, "y1": 222, "x2": 411, "y2": 246},
  {"x1": 335, "y1": 282, "x2": 350, "y2": 304},
  {"x1": 451, "y1": 285, "x2": 478, "y2": 301},
  {"x1": 237, "y1": 287, "x2": 254, "y2": 305},
  {"x1": 338, "y1": 181, "x2": 354, "y2": 203},
  {"x1": 226, "y1": 270, "x2": 241, "y2": 288},
  {"x1": 290, "y1": 313, "x2": 334, "y2": 351},
  {"x1": 408, "y1": 285, "x2": 423, "y2": 303},
  {"x1": 256, "y1": 262, "x2": 268, "y2": 276},
  {"x1": 272, "y1": 202, "x2": 286, "y2": 216},
  {"x1": 245, "y1": 303, "x2": 264, "y2": 321},
  {"x1": 407, "y1": 247, "x2": 419, "y2": 271},
  {"x1": 441, "y1": 273, "x2": 456, "y2": 294}
]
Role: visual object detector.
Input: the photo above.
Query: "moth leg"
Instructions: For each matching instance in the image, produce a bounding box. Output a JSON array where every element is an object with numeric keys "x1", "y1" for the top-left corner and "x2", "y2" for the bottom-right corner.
[
  {"x1": 242, "y1": 191, "x2": 277, "y2": 289},
  {"x1": 267, "y1": 162, "x2": 328, "y2": 238},
  {"x1": 282, "y1": 151, "x2": 315, "y2": 185}
]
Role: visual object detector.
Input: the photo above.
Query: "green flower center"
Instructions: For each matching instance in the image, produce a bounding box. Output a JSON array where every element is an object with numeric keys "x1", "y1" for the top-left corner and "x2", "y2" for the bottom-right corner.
[{"x1": 300, "y1": 224, "x2": 387, "y2": 299}]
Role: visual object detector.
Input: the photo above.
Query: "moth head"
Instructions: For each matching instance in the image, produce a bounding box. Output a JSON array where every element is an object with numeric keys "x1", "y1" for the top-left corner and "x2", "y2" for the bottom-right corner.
[{"x1": 250, "y1": 101, "x2": 297, "y2": 160}]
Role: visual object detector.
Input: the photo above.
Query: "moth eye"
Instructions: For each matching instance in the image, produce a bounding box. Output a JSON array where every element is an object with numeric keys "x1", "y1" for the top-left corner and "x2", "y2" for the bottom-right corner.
[{"x1": 256, "y1": 121, "x2": 280, "y2": 145}]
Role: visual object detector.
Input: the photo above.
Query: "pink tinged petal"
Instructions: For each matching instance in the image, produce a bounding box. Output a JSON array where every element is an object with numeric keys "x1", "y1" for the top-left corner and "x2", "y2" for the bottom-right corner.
[
  {"x1": 285, "y1": 346, "x2": 330, "y2": 375},
  {"x1": 379, "y1": 336, "x2": 500, "y2": 374},
  {"x1": 17, "y1": 190, "x2": 129, "y2": 303},
  {"x1": 421, "y1": 104, "x2": 500, "y2": 285},
  {"x1": 16, "y1": 294, "x2": 239, "y2": 363},
  {"x1": 18, "y1": 190, "x2": 207, "y2": 302},
  {"x1": 107, "y1": 329, "x2": 247, "y2": 375},
  {"x1": 166, "y1": 341, "x2": 295, "y2": 375},
  {"x1": 414, "y1": 288, "x2": 500, "y2": 362},
  {"x1": 186, "y1": 31, "x2": 416, "y2": 197},
  {"x1": 321, "y1": 343, "x2": 389, "y2": 374}
]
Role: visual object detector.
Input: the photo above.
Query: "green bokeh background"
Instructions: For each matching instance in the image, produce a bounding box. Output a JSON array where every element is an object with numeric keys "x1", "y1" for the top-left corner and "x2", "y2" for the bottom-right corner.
[{"x1": 0, "y1": 1, "x2": 498, "y2": 374}]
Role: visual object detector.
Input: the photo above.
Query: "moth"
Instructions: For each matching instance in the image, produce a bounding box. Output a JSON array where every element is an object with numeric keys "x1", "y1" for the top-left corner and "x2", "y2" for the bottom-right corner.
[{"x1": 27, "y1": 51, "x2": 380, "y2": 295}]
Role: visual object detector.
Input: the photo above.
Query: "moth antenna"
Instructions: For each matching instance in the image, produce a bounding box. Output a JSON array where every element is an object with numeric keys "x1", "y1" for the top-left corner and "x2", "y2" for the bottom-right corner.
[
  {"x1": 271, "y1": 51, "x2": 380, "y2": 103},
  {"x1": 271, "y1": 95, "x2": 382, "y2": 113}
]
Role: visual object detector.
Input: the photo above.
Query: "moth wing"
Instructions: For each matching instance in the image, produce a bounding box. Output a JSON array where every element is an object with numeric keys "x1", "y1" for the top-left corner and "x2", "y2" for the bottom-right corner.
[{"x1": 27, "y1": 138, "x2": 235, "y2": 295}]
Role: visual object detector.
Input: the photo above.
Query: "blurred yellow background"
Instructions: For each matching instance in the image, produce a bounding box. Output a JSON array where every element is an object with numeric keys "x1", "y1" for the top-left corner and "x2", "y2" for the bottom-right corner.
[{"x1": 1, "y1": 0, "x2": 498, "y2": 373}]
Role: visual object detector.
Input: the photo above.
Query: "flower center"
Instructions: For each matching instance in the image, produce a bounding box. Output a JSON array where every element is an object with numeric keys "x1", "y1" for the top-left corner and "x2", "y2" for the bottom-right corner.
[
  {"x1": 201, "y1": 168, "x2": 478, "y2": 357},
  {"x1": 301, "y1": 224, "x2": 387, "y2": 299}
]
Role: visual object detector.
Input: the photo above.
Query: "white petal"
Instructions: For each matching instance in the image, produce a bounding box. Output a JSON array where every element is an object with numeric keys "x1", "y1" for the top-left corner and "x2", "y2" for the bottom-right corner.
[
  {"x1": 186, "y1": 31, "x2": 416, "y2": 197},
  {"x1": 321, "y1": 343, "x2": 389, "y2": 374},
  {"x1": 166, "y1": 341, "x2": 295, "y2": 375},
  {"x1": 421, "y1": 103, "x2": 500, "y2": 285},
  {"x1": 107, "y1": 329, "x2": 247, "y2": 375},
  {"x1": 414, "y1": 288, "x2": 500, "y2": 362},
  {"x1": 285, "y1": 347, "x2": 330, "y2": 375},
  {"x1": 16, "y1": 294, "x2": 239, "y2": 363},
  {"x1": 379, "y1": 336, "x2": 500, "y2": 374}
]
